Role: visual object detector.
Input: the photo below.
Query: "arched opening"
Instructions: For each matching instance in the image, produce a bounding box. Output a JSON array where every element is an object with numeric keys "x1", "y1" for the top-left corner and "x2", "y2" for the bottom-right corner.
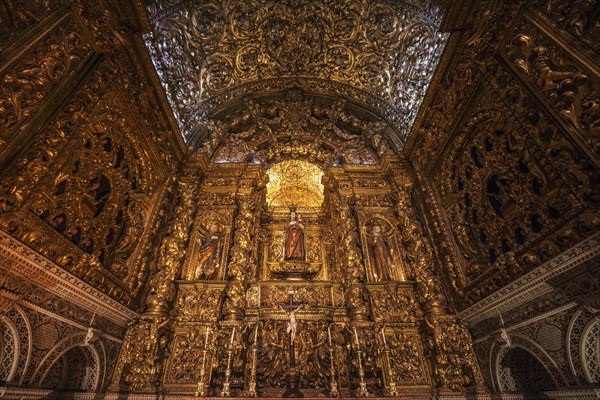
[
  {"x1": 266, "y1": 160, "x2": 324, "y2": 209},
  {"x1": 0, "y1": 319, "x2": 18, "y2": 383},
  {"x1": 41, "y1": 346, "x2": 98, "y2": 391},
  {"x1": 498, "y1": 347, "x2": 557, "y2": 393},
  {"x1": 582, "y1": 319, "x2": 600, "y2": 384}
]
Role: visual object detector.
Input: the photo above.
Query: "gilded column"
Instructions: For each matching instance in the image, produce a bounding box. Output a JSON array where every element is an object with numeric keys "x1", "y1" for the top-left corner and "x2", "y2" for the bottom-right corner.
[
  {"x1": 330, "y1": 190, "x2": 370, "y2": 321},
  {"x1": 391, "y1": 180, "x2": 482, "y2": 392},
  {"x1": 109, "y1": 167, "x2": 202, "y2": 392},
  {"x1": 223, "y1": 189, "x2": 262, "y2": 320}
]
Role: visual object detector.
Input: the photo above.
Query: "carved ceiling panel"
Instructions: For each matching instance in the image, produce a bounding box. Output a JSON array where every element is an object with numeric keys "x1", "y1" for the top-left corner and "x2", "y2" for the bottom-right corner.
[{"x1": 143, "y1": 0, "x2": 448, "y2": 147}]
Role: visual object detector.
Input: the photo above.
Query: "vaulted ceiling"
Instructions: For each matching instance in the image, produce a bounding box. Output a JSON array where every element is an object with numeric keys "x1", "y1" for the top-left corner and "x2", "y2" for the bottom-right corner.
[{"x1": 143, "y1": 0, "x2": 448, "y2": 151}]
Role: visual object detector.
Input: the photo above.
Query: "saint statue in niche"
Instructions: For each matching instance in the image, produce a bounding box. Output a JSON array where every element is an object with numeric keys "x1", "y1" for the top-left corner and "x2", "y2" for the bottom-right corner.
[
  {"x1": 194, "y1": 224, "x2": 222, "y2": 280},
  {"x1": 284, "y1": 206, "x2": 305, "y2": 261},
  {"x1": 368, "y1": 225, "x2": 394, "y2": 281}
]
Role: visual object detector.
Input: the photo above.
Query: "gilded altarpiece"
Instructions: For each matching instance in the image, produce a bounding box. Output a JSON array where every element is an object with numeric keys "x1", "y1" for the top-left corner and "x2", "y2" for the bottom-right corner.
[{"x1": 128, "y1": 156, "x2": 482, "y2": 397}]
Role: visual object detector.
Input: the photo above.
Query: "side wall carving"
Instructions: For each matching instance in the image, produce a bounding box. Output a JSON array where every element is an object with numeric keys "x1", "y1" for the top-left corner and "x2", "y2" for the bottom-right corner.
[
  {"x1": 407, "y1": 5, "x2": 600, "y2": 393},
  {"x1": 407, "y1": 0, "x2": 600, "y2": 310},
  {"x1": 0, "y1": 0, "x2": 184, "y2": 309},
  {"x1": 0, "y1": 1, "x2": 184, "y2": 396}
]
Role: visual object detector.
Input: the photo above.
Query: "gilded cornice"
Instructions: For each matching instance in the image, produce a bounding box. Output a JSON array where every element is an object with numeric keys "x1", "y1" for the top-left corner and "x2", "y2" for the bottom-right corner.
[
  {"x1": 0, "y1": 230, "x2": 138, "y2": 327},
  {"x1": 458, "y1": 232, "x2": 600, "y2": 326}
]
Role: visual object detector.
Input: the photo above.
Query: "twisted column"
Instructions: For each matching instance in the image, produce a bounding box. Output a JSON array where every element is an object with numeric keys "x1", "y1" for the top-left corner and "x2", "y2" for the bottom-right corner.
[
  {"x1": 330, "y1": 191, "x2": 369, "y2": 321},
  {"x1": 110, "y1": 171, "x2": 201, "y2": 392},
  {"x1": 223, "y1": 192, "x2": 260, "y2": 320},
  {"x1": 391, "y1": 181, "x2": 482, "y2": 391}
]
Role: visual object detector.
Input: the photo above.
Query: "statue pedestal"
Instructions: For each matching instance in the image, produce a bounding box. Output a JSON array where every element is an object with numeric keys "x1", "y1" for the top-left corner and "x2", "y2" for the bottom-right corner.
[
  {"x1": 270, "y1": 261, "x2": 320, "y2": 280},
  {"x1": 282, "y1": 370, "x2": 304, "y2": 398}
]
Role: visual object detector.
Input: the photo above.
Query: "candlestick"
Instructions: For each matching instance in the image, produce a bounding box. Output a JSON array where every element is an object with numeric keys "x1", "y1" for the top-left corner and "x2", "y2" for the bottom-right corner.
[
  {"x1": 381, "y1": 327, "x2": 387, "y2": 346},
  {"x1": 356, "y1": 343, "x2": 369, "y2": 397},
  {"x1": 328, "y1": 333, "x2": 340, "y2": 398},
  {"x1": 353, "y1": 326, "x2": 360, "y2": 348},
  {"x1": 247, "y1": 324, "x2": 259, "y2": 397},
  {"x1": 229, "y1": 326, "x2": 236, "y2": 346},
  {"x1": 205, "y1": 326, "x2": 210, "y2": 346}
]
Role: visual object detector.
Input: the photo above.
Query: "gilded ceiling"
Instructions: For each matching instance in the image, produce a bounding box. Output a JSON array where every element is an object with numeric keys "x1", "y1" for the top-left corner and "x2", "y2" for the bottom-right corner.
[{"x1": 143, "y1": 0, "x2": 448, "y2": 148}]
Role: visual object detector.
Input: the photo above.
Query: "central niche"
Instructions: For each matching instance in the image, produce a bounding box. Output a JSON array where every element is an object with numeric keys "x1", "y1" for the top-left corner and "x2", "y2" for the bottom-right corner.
[
  {"x1": 264, "y1": 160, "x2": 325, "y2": 280},
  {"x1": 266, "y1": 160, "x2": 324, "y2": 208}
]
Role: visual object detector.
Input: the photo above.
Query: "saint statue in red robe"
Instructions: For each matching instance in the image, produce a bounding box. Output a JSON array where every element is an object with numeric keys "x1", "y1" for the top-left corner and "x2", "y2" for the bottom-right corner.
[
  {"x1": 369, "y1": 225, "x2": 393, "y2": 281},
  {"x1": 284, "y1": 210, "x2": 305, "y2": 261}
]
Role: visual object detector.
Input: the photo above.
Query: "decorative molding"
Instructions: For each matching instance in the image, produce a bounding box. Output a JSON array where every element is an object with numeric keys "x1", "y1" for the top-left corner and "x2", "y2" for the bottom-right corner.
[
  {"x1": 459, "y1": 233, "x2": 600, "y2": 325},
  {"x1": 0, "y1": 230, "x2": 138, "y2": 328}
]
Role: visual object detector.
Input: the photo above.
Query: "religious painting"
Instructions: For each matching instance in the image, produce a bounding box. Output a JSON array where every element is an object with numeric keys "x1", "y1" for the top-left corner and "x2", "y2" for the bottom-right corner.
[
  {"x1": 80, "y1": 175, "x2": 110, "y2": 218},
  {"x1": 193, "y1": 223, "x2": 222, "y2": 280}
]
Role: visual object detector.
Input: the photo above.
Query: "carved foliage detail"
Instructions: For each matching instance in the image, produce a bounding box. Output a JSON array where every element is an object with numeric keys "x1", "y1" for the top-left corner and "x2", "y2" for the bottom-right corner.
[
  {"x1": 0, "y1": 18, "x2": 90, "y2": 152},
  {"x1": 506, "y1": 21, "x2": 600, "y2": 156},
  {"x1": 23, "y1": 91, "x2": 159, "y2": 283},
  {"x1": 435, "y1": 86, "x2": 593, "y2": 293}
]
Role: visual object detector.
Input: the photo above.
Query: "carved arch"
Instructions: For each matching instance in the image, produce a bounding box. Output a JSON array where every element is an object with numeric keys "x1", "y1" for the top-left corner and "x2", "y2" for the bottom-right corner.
[
  {"x1": 0, "y1": 317, "x2": 18, "y2": 382},
  {"x1": 94, "y1": 337, "x2": 108, "y2": 390},
  {"x1": 0, "y1": 305, "x2": 32, "y2": 384},
  {"x1": 493, "y1": 334, "x2": 568, "y2": 391},
  {"x1": 496, "y1": 346, "x2": 557, "y2": 392},
  {"x1": 566, "y1": 307, "x2": 596, "y2": 384},
  {"x1": 30, "y1": 332, "x2": 100, "y2": 391},
  {"x1": 581, "y1": 317, "x2": 600, "y2": 384}
]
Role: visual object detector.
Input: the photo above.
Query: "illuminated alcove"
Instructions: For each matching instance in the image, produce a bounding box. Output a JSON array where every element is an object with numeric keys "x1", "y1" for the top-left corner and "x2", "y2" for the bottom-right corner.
[{"x1": 266, "y1": 160, "x2": 324, "y2": 208}]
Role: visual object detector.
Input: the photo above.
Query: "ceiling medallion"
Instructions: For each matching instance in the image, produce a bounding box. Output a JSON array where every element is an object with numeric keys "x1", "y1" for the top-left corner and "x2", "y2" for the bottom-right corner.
[{"x1": 144, "y1": 0, "x2": 448, "y2": 147}]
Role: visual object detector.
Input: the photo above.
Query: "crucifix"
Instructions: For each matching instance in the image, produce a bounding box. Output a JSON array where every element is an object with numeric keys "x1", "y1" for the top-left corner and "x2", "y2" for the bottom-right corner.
[{"x1": 280, "y1": 290, "x2": 304, "y2": 398}]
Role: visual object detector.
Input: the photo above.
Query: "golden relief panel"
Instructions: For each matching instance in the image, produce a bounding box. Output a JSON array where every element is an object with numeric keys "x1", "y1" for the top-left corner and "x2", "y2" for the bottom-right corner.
[
  {"x1": 258, "y1": 284, "x2": 333, "y2": 309},
  {"x1": 0, "y1": 15, "x2": 91, "y2": 155},
  {"x1": 386, "y1": 330, "x2": 430, "y2": 386},
  {"x1": 164, "y1": 328, "x2": 211, "y2": 384},
  {"x1": 368, "y1": 285, "x2": 421, "y2": 324},
  {"x1": 173, "y1": 283, "x2": 226, "y2": 323}
]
